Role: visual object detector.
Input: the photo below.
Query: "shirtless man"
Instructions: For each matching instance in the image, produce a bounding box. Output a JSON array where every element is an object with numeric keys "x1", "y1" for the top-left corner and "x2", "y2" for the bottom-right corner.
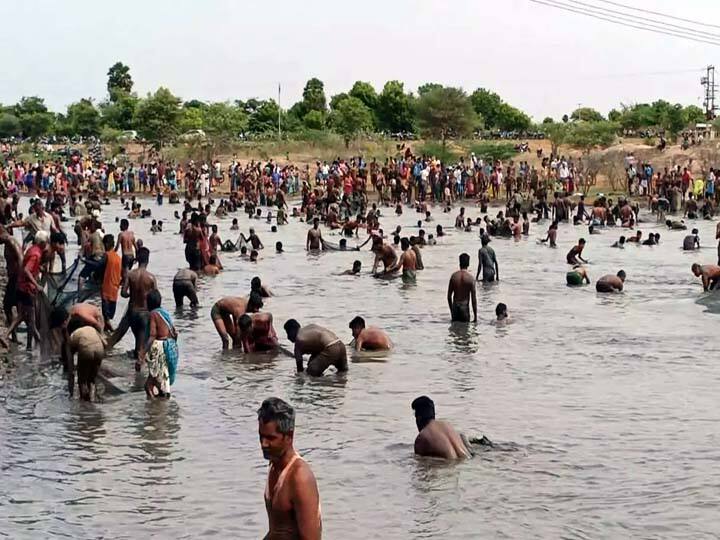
[
  {"x1": 172, "y1": 268, "x2": 199, "y2": 307},
  {"x1": 683, "y1": 229, "x2": 700, "y2": 251},
  {"x1": 409, "y1": 237, "x2": 424, "y2": 270},
  {"x1": 258, "y1": 397, "x2": 322, "y2": 540},
  {"x1": 691, "y1": 263, "x2": 720, "y2": 292},
  {"x1": 341, "y1": 261, "x2": 362, "y2": 275},
  {"x1": 283, "y1": 320, "x2": 348, "y2": 376},
  {"x1": 411, "y1": 396, "x2": 472, "y2": 459},
  {"x1": 108, "y1": 247, "x2": 157, "y2": 365},
  {"x1": 115, "y1": 218, "x2": 137, "y2": 278},
  {"x1": 0, "y1": 225, "x2": 22, "y2": 341},
  {"x1": 391, "y1": 238, "x2": 417, "y2": 283},
  {"x1": 202, "y1": 255, "x2": 221, "y2": 276},
  {"x1": 237, "y1": 312, "x2": 278, "y2": 352},
  {"x1": 566, "y1": 265, "x2": 590, "y2": 286},
  {"x1": 566, "y1": 238, "x2": 588, "y2": 265},
  {"x1": 251, "y1": 276, "x2": 272, "y2": 297},
  {"x1": 596, "y1": 270, "x2": 626, "y2": 293},
  {"x1": 540, "y1": 221, "x2": 558, "y2": 248},
  {"x1": 448, "y1": 253, "x2": 478, "y2": 323},
  {"x1": 477, "y1": 236, "x2": 499, "y2": 282},
  {"x1": 371, "y1": 236, "x2": 398, "y2": 276},
  {"x1": 211, "y1": 293, "x2": 264, "y2": 349},
  {"x1": 306, "y1": 218, "x2": 322, "y2": 251},
  {"x1": 348, "y1": 316, "x2": 392, "y2": 351}
]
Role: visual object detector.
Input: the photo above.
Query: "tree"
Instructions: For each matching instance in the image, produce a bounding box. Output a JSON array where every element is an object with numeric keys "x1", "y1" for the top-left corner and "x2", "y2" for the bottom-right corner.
[
  {"x1": 608, "y1": 108, "x2": 621, "y2": 122},
  {"x1": 684, "y1": 105, "x2": 705, "y2": 125},
  {"x1": 332, "y1": 96, "x2": 373, "y2": 147},
  {"x1": 417, "y1": 83, "x2": 443, "y2": 96},
  {"x1": 303, "y1": 110, "x2": 325, "y2": 130},
  {"x1": 14, "y1": 97, "x2": 54, "y2": 138},
  {"x1": 100, "y1": 91, "x2": 138, "y2": 131},
  {"x1": 542, "y1": 117, "x2": 554, "y2": 124},
  {"x1": 66, "y1": 98, "x2": 101, "y2": 137},
  {"x1": 107, "y1": 62, "x2": 133, "y2": 99},
  {"x1": 178, "y1": 106, "x2": 205, "y2": 133},
  {"x1": 299, "y1": 77, "x2": 327, "y2": 116},
  {"x1": 415, "y1": 86, "x2": 476, "y2": 147},
  {"x1": 570, "y1": 107, "x2": 604, "y2": 122},
  {"x1": 0, "y1": 113, "x2": 21, "y2": 137},
  {"x1": 565, "y1": 121, "x2": 619, "y2": 153},
  {"x1": 470, "y1": 88, "x2": 503, "y2": 129},
  {"x1": 133, "y1": 87, "x2": 182, "y2": 148},
  {"x1": 239, "y1": 99, "x2": 280, "y2": 134},
  {"x1": 329, "y1": 93, "x2": 349, "y2": 111},
  {"x1": 348, "y1": 81, "x2": 378, "y2": 111},
  {"x1": 377, "y1": 80, "x2": 415, "y2": 132},
  {"x1": 545, "y1": 122, "x2": 570, "y2": 156},
  {"x1": 202, "y1": 102, "x2": 248, "y2": 155},
  {"x1": 495, "y1": 103, "x2": 531, "y2": 132}
]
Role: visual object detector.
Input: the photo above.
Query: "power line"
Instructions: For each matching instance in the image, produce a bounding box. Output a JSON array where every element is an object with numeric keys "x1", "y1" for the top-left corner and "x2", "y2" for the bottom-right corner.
[
  {"x1": 564, "y1": 0, "x2": 720, "y2": 39},
  {"x1": 497, "y1": 67, "x2": 704, "y2": 85},
  {"x1": 529, "y1": 0, "x2": 720, "y2": 47},
  {"x1": 592, "y1": 0, "x2": 720, "y2": 30}
]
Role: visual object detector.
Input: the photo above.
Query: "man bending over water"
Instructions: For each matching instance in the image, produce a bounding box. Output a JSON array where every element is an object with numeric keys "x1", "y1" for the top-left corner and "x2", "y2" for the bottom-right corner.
[
  {"x1": 448, "y1": 253, "x2": 477, "y2": 322},
  {"x1": 237, "y1": 313, "x2": 279, "y2": 352},
  {"x1": 566, "y1": 238, "x2": 588, "y2": 265},
  {"x1": 596, "y1": 270, "x2": 626, "y2": 293},
  {"x1": 691, "y1": 263, "x2": 720, "y2": 291},
  {"x1": 211, "y1": 293, "x2": 264, "y2": 349},
  {"x1": 411, "y1": 396, "x2": 472, "y2": 459},
  {"x1": 259, "y1": 397, "x2": 322, "y2": 540},
  {"x1": 283, "y1": 320, "x2": 348, "y2": 376},
  {"x1": 348, "y1": 316, "x2": 392, "y2": 350}
]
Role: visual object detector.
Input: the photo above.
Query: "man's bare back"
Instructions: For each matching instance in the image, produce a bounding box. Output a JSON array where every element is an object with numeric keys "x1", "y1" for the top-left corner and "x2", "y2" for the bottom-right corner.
[
  {"x1": 127, "y1": 268, "x2": 156, "y2": 310},
  {"x1": 415, "y1": 420, "x2": 471, "y2": 460}
]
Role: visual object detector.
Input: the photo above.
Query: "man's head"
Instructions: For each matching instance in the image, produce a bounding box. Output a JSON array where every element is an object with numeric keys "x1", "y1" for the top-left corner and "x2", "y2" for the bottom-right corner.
[
  {"x1": 147, "y1": 289, "x2": 162, "y2": 311},
  {"x1": 283, "y1": 319, "x2": 301, "y2": 342},
  {"x1": 459, "y1": 252, "x2": 470, "y2": 269},
  {"x1": 275, "y1": 241, "x2": 283, "y2": 253},
  {"x1": 692, "y1": 263, "x2": 702, "y2": 276},
  {"x1": 348, "y1": 316, "x2": 366, "y2": 339},
  {"x1": 313, "y1": 217, "x2": 319, "y2": 229},
  {"x1": 481, "y1": 235, "x2": 490, "y2": 247},
  {"x1": 238, "y1": 314, "x2": 253, "y2": 337},
  {"x1": 250, "y1": 250, "x2": 258, "y2": 262},
  {"x1": 240, "y1": 246, "x2": 248, "y2": 255},
  {"x1": 495, "y1": 302, "x2": 508, "y2": 320},
  {"x1": 617, "y1": 269, "x2": 627, "y2": 281},
  {"x1": 692, "y1": 228, "x2": 699, "y2": 235},
  {"x1": 400, "y1": 237, "x2": 410, "y2": 251},
  {"x1": 352, "y1": 260, "x2": 361, "y2": 274},
  {"x1": 411, "y1": 395, "x2": 436, "y2": 432},
  {"x1": 137, "y1": 246, "x2": 150, "y2": 266},
  {"x1": 258, "y1": 397, "x2": 295, "y2": 462},
  {"x1": 619, "y1": 236, "x2": 626, "y2": 244},
  {"x1": 49, "y1": 306, "x2": 69, "y2": 329},
  {"x1": 103, "y1": 233, "x2": 114, "y2": 252},
  {"x1": 251, "y1": 276, "x2": 262, "y2": 292},
  {"x1": 636, "y1": 230, "x2": 642, "y2": 238},
  {"x1": 248, "y1": 291, "x2": 263, "y2": 312}
]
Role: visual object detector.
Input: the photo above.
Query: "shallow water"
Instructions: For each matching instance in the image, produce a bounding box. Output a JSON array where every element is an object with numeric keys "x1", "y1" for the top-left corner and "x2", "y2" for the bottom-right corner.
[{"x1": 2, "y1": 198, "x2": 720, "y2": 539}]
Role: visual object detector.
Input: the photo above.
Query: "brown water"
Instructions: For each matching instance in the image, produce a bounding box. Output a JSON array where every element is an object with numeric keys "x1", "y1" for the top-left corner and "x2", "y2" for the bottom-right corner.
[{"x1": 2, "y1": 199, "x2": 720, "y2": 539}]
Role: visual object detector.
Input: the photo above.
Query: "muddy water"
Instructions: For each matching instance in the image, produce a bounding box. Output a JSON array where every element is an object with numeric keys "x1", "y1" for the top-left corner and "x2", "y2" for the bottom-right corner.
[{"x1": 1, "y1": 197, "x2": 720, "y2": 539}]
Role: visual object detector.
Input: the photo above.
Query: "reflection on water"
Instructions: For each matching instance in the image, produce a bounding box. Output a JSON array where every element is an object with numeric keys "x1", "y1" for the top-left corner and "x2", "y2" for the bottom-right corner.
[{"x1": 2, "y1": 200, "x2": 720, "y2": 538}]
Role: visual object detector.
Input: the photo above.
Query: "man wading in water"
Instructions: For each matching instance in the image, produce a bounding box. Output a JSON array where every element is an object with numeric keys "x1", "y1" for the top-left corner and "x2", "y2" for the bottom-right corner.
[
  {"x1": 259, "y1": 397, "x2": 322, "y2": 540},
  {"x1": 447, "y1": 253, "x2": 477, "y2": 322}
]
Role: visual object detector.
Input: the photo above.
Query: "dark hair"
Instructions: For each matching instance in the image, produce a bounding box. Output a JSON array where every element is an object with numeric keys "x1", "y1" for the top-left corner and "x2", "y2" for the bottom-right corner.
[
  {"x1": 353, "y1": 260, "x2": 361, "y2": 269},
  {"x1": 147, "y1": 289, "x2": 162, "y2": 311},
  {"x1": 349, "y1": 316, "x2": 365, "y2": 329},
  {"x1": 49, "y1": 306, "x2": 68, "y2": 329},
  {"x1": 137, "y1": 246, "x2": 150, "y2": 265},
  {"x1": 251, "y1": 276, "x2": 261, "y2": 290},
  {"x1": 579, "y1": 238, "x2": 586, "y2": 244},
  {"x1": 459, "y1": 253, "x2": 470, "y2": 268},
  {"x1": 240, "y1": 246, "x2": 248, "y2": 254},
  {"x1": 400, "y1": 237, "x2": 410, "y2": 250},
  {"x1": 617, "y1": 269, "x2": 627, "y2": 279},
  {"x1": 496, "y1": 302, "x2": 507, "y2": 317},
  {"x1": 258, "y1": 397, "x2": 295, "y2": 434},
  {"x1": 284, "y1": 318, "x2": 301, "y2": 334},
  {"x1": 275, "y1": 241, "x2": 283, "y2": 251},
  {"x1": 120, "y1": 218, "x2": 129, "y2": 230},
  {"x1": 411, "y1": 395, "x2": 435, "y2": 419},
  {"x1": 248, "y1": 291, "x2": 264, "y2": 310},
  {"x1": 103, "y1": 234, "x2": 114, "y2": 250},
  {"x1": 238, "y1": 314, "x2": 252, "y2": 331}
]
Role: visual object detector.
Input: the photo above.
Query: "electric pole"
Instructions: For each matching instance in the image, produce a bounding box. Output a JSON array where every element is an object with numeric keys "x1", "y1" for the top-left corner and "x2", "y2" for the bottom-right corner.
[{"x1": 701, "y1": 65, "x2": 717, "y2": 120}]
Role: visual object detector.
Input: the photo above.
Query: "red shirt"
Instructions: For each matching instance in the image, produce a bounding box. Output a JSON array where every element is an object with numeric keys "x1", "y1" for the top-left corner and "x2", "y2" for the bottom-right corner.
[{"x1": 18, "y1": 245, "x2": 43, "y2": 294}]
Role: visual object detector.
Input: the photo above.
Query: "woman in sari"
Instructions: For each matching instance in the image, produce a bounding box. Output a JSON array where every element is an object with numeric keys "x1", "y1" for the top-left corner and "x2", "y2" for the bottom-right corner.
[{"x1": 145, "y1": 290, "x2": 179, "y2": 399}]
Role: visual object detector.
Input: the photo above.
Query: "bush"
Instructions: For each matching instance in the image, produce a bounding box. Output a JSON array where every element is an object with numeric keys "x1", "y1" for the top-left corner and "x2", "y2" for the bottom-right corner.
[
  {"x1": 415, "y1": 141, "x2": 461, "y2": 164},
  {"x1": 468, "y1": 142, "x2": 518, "y2": 162},
  {"x1": 100, "y1": 126, "x2": 122, "y2": 143}
]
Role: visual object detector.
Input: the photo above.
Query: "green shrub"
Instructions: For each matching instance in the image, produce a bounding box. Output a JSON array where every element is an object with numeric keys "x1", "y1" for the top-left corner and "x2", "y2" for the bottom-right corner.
[
  {"x1": 468, "y1": 142, "x2": 518, "y2": 162},
  {"x1": 414, "y1": 141, "x2": 460, "y2": 164}
]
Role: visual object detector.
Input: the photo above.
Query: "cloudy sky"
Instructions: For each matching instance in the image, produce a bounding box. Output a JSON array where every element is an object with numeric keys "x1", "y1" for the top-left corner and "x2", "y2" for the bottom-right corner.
[{"x1": 1, "y1": 0, "x2": 718, "y2": 120}]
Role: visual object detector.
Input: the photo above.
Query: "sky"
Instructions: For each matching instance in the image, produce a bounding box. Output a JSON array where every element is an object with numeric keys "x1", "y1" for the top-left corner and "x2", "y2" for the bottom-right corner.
[{"x1": 1, "y1": 0, "x2": 719, "y2": 120}]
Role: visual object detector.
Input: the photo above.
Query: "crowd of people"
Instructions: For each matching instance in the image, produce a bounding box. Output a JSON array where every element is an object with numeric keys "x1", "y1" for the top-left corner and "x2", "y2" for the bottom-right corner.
[{"x1": 3, "y1": 141, "x2": 720, "y2": 538}]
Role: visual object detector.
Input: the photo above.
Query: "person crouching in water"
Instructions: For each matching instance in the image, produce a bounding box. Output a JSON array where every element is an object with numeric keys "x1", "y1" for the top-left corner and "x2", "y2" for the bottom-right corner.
[{"x1": 145, "y1": 290, "x2": 179, "y2": 399}]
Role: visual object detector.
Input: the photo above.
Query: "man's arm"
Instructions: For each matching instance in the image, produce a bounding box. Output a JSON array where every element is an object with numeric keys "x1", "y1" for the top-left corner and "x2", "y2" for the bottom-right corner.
[
  {"x1": 493, "y1": 255, "x2": 500, "y2": 281},
  {"x1": 294, "y1": 342, "x2": 304, "y2": 372},
  {"x1": 306, "y1": 231, "x2": 311, "y2": 251},
  {"x1": 447, "y1": 278, "x2": 454, "y2": 314},
  {"x1": 471, "y1": 280, "x2": 477, "y2": 323},
  {"x1": 475, "y1": 252, "x2": 482, "y2": 281},
  {"x1": 292, "y1": 466, "x2": 322, "y2": 540},
  {"x1": 114, "y1": 233, "x2": 121, "y2": 252},
  {"x1": 702, "y1": 274, "x2": 710, "y2": 292}
]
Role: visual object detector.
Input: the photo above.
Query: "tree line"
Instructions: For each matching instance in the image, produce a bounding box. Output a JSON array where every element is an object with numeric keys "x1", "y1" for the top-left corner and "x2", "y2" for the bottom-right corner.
[{"x1": 0, "y1": 62, "x2": 711, "y2": 151}]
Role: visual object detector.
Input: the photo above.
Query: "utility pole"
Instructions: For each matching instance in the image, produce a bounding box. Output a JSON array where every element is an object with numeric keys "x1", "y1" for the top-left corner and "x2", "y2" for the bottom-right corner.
[
  {"x1": 277, "y1": 83, "x2": 282, "y2": 140},
  {"x1": 701, "y1": 65, "x2": 717, "y2": 120}
]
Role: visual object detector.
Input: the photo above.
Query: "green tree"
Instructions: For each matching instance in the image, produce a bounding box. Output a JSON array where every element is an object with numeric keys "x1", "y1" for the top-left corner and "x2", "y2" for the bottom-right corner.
[
  {"x1": 415, "y1": 86, "x2": 476, "y2": 147},
  {"x1": 202, "y1": 102, "x2": 248, "y2": 154},
  {"x1": 300, "y1": 77, "x2": 327, "y2": 115},
  {"x1": 496, "y1": 103, "x2": 531, "y2": 132},
  {"x1": 377, "y1": 80, "x2": 415, "y2": 132},
  {"x1": 133, "y1": 87, "x2": 182, "y2": 148},
  {"x1": 100, "y1": 91, "x2": 138, "y2": 130},
  {"x1": 332, "y1": 96, "x2": 373, "y2": 147},
  {"x1": 66, "y1": 98, "x2": 101, "y2": 137},
  {"x1": 178, "y1": 106, "x2": 205, "y2": 133},
  {"x1": 0, "y1": 113, "x2": 21, "y2": 137},
  {"x1": 608, "y1": 108, "x2": 621, "y2": 122},
  {"x1": 329, "y1": 93, "x2": 349, "y2": 111},
  {"x1": 417, "y1": 83, "x2": 443, "y2": 96},
  {"x1": 570, "y1": 107, "x2": 604, "y2": 122},
  {"x1": 565, "y1": 121, "x2": 619, "y2": 153},
  {"x1": 107, "y1": 62, "x2": 134, "y2": 99},
  {"x1": 349, "y1": 81, "x2": 378, "y2": 111},
  {"x1": 239, "y1": 99, "x2": 281, "y2": 134},
  {"x1": 545, "y1": 122, "x2": 570, "y2": 155},
  {"x1": 14, "y1": 97, "x2": 54, "y2": 138},
  {"x1": 303, "y1": 110, "x2": 325, "y2": 130},
  {"x1": 470, "y1": 88, "x2": 503, "y2": 129},
  {"x1": 684, "y1": 105, "x2": 705, "y2": 125},
  {"x1": 542, "y1": 117, "x2": 554, "y2": 124}
]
